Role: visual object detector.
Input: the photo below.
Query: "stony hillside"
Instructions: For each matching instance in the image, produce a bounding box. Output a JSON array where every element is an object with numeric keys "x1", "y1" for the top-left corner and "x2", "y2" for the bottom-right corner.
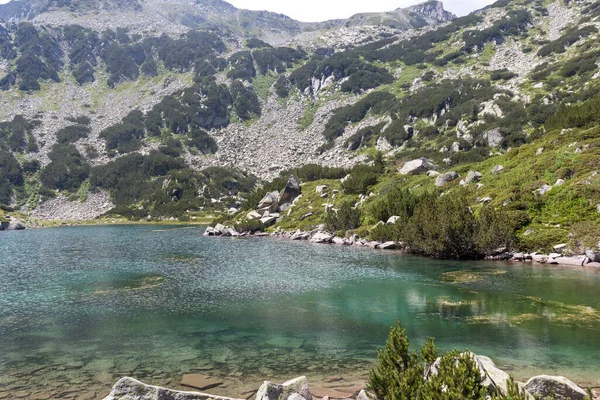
[{"x1": 0, "y1": 0, "x2": 599, "y2": 253}]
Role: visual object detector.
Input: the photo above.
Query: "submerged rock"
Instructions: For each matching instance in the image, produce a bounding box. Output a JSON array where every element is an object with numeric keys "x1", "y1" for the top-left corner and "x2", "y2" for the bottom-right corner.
[{"x1": 103, "y1": 377, "x2": 244, "y2": 400}]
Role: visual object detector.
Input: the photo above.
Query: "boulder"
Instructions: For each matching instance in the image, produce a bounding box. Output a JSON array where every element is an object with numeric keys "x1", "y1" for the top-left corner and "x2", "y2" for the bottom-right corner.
[
  {"x1": 554, "y1": 179, "x2": 565, "y2": 187},
  {"x1": 260, "y1": 217, "x2": 277, "y2": 227},
  {"x1": 464, "y1": 171, "x2": 482, "y2": 184},
  {"x1": 479, "y1": 197, "x2": 493, "y2": 203},
  {"x1": 103, "y1": 377, "x2": 243, "y2": 400},
  {"x1": 387, "y1": 216, "x2": 400, "y2": 224},
  {"x1": 0, "y1": 221, "x2": 8, "y2": 230},
  {"x1": 310, "y1": 232, "x2": 334, "y2": 244},
  {"x1": 279, "y1": 176, "x2": 301, "y2": 207},
  {"x1": 258, "y1": 192, "x2": 280, "y2": 213},
  {"x1": 427, "y1": 170, "x2": 440, "y2": 177},
  {"x1": 585, "y1": 250, "x2": 600, "y2": 263},
  {"x1": 533, "y1": 184, "x2": 552, "y2": 196},
  {"x1": 435, "y1": 171, "x2": 459, "y2": 187},
  {"x1": 6, "y1": 217, "x2": 25, "y2": 230},
  {"x1": 378, "y1": 242, "x2": 396, "y2": 250},
  {"x1": 247, "y1": 211, "x2": 262, "y2": 221},
  {"x1": 492, "y1": 165, "x2": 504, "y2": 175},
  {"x1": 483, "y1": 129, "x2": 503, "y2": 147},
  {"x1": 203, "y1": 227, "x2": 216, "y2": 236},
  {"x1": 315, "y1": 185, "x2": 329, "y2": 194},
  {"x1": 553, "y1": 243, "x2": 567, "y2": 252},
  {"x1": 356, "y1": 390, "x2": 373, "y2": 400},
  {"x1": 398, "y1": 158, "x2": 437, "y2": 175},
  {"x1": 525, "y1": 375, "x2": 588, "y2": 400},
  {"x1": 256, "y1": 376, "x2": 312, "y2": 400}
]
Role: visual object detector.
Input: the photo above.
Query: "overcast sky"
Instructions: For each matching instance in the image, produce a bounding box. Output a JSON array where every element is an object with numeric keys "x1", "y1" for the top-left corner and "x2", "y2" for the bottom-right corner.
[
  {"x1": 225, "y1": 0, "x2": 496, "y2": 21},
  {"x1": 0, "y1": 0, "x2": 496, "y2": 20}
]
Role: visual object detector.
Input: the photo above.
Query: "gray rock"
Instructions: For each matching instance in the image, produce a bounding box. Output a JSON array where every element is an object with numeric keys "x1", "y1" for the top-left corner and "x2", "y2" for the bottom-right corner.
[
  {"x1": 464, "y1": 171, "x2": 482, "y2": 184},
  {"x1": 257, "y1": 377, "x2": 312, "y2": 400},
  {"x1": 451, "y1": 141, "x2": 461, "y2": 152},
  {"x1": 310, "y1": 232, "x2": 334, "y2": 244},
  {"x1": 258, "y1": 192, "x2": 280, "y2": 213},
  {"x1": 536, "y1": 147, "x2": 544, "y2": 155},
  {"x1": 356, "y1": 390, "x2": 372, "y2": 400},
  {"x1": 435, "y1": 171, "x2": 459, "y2": 187},
  {"x1": 492, "y1": 165, "x2": 504, "y2": 175},
  {"x1": 287, "y1": 394, "x2": 306, "y2": 400},
  {"x1": 260, "y1": 216, "x2": 278, "y2": 227},
  {"x1": 483, "y1": 129, "x2": 503, "y2": 147},
  {"x1": 387, "y1": 216, "x2": 400, "y2": 224},
  {"x1": 427, "y1": 170, "x2": 440, "y2": 177},
  {"x1": 398, "y1": 158, "x2": 437, "y2": 175},
  {"x1": 6, "y1": 217, "x2": 25, "y2": 230},
  {"x1": 513, "y1": 252, "x2": 525, "y2": 261},
  {"x1": 585, "y1": 250, "x2": 600, "y2": 263},
  {"x1": 554, "y1": 179, "x2": 565, "y2": 187},
  {"x1": 247, "y1": 210, "x2": 262, "y2": 220},
  {"x1": 377, "y1": 241, "x2": 396, "y2": 250},
  {"x1": 203, "y1": 227, "x2": 216, "y2": 236},
  {"x1": 279, "y1": 176, "x2": 301, "y2": 207},
  {"x1": 533, "y1": 184, "x2": 552, "y2": 196},
  {"x1": 525, "y1": 375, "x2": 588, "y2": 400},
  {"x1": 0, "y1": 221, "x2": 8, "y2": 230},
  {"x1": 315, "y1": 185, "x2": 329, "y2": 194},
  {"x1": 103, "y1": 377, "x2": 243, "y2": 400},
  {"x1": 553, "y1": 243, "x2": 567, "y2": 252},
  {"x1": 479, "y1": 197, "x2": 493, "y2": 203}
]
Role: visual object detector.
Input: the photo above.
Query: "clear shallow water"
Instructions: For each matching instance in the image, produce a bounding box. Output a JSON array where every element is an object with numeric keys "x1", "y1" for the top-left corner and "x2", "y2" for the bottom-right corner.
[{"x1": 0, "y1": 225, "x2": 599, "y2": 397}]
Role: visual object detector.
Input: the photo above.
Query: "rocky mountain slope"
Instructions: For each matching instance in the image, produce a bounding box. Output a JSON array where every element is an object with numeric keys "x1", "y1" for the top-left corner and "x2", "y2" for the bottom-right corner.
[{"x1": 0, "y1": 0, "x2": 599, "y2": 255}]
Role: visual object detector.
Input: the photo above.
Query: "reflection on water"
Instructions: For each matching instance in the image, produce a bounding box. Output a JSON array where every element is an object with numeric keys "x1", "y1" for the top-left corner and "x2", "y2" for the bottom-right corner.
[{"x1": 0, "y1": 225, "x2": 599, "y2": 398}]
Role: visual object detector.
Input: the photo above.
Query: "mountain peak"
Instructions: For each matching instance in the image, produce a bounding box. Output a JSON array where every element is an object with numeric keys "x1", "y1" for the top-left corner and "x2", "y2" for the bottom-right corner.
[{"x1": 407, "y1": 1, "x2": 455, "y2": 22}]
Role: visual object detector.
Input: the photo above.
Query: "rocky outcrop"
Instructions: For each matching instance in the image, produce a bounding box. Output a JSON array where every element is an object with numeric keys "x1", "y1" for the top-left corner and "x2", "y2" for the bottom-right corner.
[
  {"x1": 525, "y1": 375, "x2": 588, "y2": 400},
  {"x1": 6, "y1": 216, "x2": 26, "y2": 230},
  {"x1": 398, "y1": 158, "x2": 437, "y2": 175},
  {"x1": 102, "y1": 377, "x2": 245, "y2": 400}
]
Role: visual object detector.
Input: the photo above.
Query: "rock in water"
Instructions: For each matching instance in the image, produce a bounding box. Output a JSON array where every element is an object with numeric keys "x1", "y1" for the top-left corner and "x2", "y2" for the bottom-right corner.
[
  {"x1": 103, "y1": 377, "x2": 244, "y2": 400},
  {"x1": 279, "y1": 175, "x2": 301, "y2": 207},
  {"x1": 181, "y1": 374, "x2": 224, "y2": 390},
  {"x1": 525, "y1": 375, "x2": 588, "y2": 400}
]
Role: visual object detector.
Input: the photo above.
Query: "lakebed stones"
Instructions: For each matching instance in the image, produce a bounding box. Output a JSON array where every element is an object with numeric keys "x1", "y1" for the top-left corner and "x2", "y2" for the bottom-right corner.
[
  {"x1": 103, "y1": 377, "x2": 244, "y2": 400},
  {"x1": 181, "y1": 374, "x2": 224, "y2": 391},
  {"x1": 398, "y1": 158, "x2": 437, "y2": 175},
  {"x1": 525, "y1": 375, "x2": 588, "y2": 400}
]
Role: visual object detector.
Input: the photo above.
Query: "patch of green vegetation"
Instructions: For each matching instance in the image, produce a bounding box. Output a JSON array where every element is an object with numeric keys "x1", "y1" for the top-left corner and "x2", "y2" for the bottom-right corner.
[
  {"x1": 298, "y1": 101, "x2": 319, "y2": 130},
  {"x1": 442, "y1": 270, "x2": 507, "y2": 284},
  {"x1": 252, "y1": 74, "x2": 275, "y2": 101}
]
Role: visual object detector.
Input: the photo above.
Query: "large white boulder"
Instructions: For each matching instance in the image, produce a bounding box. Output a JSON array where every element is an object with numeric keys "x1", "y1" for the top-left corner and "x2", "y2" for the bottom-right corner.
[
  {"x1": 398, "y1": 158, "x2": 437, "y2": 175},
  {"x1": 103, "y1": 377, "x2": 244, "y2": 400},
  {"x1": 525, "y1": 375, "x2": 588, "y2": 400}
]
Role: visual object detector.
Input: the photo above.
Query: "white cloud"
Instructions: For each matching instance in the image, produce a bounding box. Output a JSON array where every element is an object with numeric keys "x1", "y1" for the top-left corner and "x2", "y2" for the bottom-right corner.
[{"x1": 225, "y1": 0, "x2": 496, "y2": 21}]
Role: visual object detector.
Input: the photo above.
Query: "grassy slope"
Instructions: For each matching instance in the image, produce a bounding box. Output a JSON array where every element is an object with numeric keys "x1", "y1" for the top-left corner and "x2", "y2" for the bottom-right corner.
[{"x1": 266, "y1": 125, "x2": 600, "y2": 252}]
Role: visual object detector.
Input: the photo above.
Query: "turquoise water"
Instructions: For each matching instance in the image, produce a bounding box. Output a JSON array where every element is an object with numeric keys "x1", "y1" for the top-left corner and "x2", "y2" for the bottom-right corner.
[{"x1": 0, "y1": 225, "x2": 599, "y2": 397}]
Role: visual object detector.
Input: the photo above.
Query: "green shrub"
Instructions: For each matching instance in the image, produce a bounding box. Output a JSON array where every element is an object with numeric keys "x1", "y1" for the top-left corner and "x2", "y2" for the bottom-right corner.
[
  {"x1": 325, "y1": 201, "x2": 361, "y2": 232},
  {"x1": 369, "y1": 321, "x2": 487, "y2": 400}
]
